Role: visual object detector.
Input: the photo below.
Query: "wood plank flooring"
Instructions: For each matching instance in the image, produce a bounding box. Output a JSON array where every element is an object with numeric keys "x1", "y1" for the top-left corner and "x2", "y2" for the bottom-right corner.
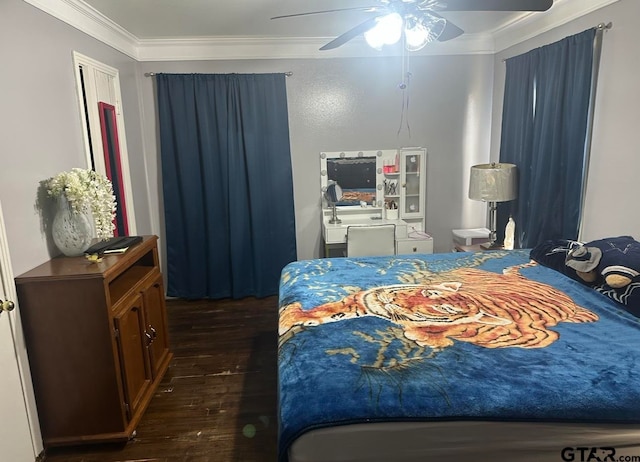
[{"x1": 43, "y1": 296, "x2": 279, "y2": 462}]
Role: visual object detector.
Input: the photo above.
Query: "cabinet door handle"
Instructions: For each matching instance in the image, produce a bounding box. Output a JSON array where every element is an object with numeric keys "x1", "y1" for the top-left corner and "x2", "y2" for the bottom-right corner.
[
  {"x1": 145, "y1": 331, "x2": 153, "y2": 344},
  {"x1": 149, "y1": 326, "x2": 157, "y2": 339}
]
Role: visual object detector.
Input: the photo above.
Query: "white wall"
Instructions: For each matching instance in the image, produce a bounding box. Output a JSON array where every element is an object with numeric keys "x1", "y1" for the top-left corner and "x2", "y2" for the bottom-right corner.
[
  {"x1": 138, "y1": 55, "x2": 494, "y2": 260},
  {"x1": 0, "y1": 0, "x2": 150, "y2": 277},
  {"x1": 491, "y1": 0, "x2": 640, "y2": 242}
]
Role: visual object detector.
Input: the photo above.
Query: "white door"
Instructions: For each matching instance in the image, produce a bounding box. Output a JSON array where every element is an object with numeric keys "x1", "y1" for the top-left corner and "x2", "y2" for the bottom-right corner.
[
  {"x1": 72, "y1": 51, "x2": 137, "y2": 235},
  {"x1": 0, "y1": 200, "x2": 41, "y2": 461}
]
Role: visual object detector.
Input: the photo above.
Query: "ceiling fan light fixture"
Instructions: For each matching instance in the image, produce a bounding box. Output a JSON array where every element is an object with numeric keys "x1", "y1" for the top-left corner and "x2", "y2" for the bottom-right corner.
[
  {"x1": 404, "y1": 17, "x2": 430, "y2": 51},
  {"x1": 404, "y1": 13, "x2": 446, "y2": 51},
  {"x1": 364, "y1": 12, "x2": 403, "y2": 49},
  {"x1": 424, "y1": 13, "x2": 447, "y2": 42},
  {"x1": 278, "y1": 0, "x2": 554, "y2": 52},
  {"x1": 364, "y1": 27, "x2": 385, "y2": 50}
]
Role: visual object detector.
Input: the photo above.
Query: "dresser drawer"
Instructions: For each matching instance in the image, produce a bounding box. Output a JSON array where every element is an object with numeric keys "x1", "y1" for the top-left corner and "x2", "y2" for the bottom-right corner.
[
  {"x1": 325, "y1": 226, "x2": 347, "y2": 243},
  {"x1": 396, "y1": 238, "x2": 433, "y2": 255}
]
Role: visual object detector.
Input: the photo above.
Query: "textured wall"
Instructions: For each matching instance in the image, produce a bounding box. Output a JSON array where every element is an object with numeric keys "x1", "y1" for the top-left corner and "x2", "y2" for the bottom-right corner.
[
  {"x1": 0, "y1": 0, "x2": 147, "y2": 276},
  {"x1": 138, "y1": 55, "x2": 494, "y2": 260}
]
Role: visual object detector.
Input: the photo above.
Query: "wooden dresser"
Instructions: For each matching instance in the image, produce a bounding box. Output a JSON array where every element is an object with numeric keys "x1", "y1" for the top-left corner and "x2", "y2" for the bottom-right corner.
[{"x1": 15, "y1": 235, "x2": 172, "y2": 447}]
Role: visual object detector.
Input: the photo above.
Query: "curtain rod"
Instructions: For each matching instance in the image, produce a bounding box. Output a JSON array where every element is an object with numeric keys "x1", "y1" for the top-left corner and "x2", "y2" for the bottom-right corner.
[
  {"x1": 596, "y1": 21, "x2": 613, "y2": 31},
  {"x1": 502, "y1": 22, "x2": 613, "y2": 62},
  {"x1": 144, "y1": 71, "x2": 292, "y2": 77}
]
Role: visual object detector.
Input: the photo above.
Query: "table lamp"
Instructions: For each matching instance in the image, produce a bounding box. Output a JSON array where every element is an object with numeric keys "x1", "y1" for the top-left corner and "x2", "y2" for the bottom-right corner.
[{"x1": 468, "y1": 163, "x2": 518, "y2": 249}]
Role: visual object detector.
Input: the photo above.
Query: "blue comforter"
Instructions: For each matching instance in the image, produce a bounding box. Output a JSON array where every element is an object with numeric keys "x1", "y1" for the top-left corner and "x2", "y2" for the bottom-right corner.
[{"x1": 277, "y1": 250, "x2": 640, "y2": 461}]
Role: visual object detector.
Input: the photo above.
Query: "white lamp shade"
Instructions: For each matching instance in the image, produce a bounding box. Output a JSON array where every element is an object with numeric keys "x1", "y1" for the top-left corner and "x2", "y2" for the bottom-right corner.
[{"x1": 469, "y1": 163, "x2": 518, "y2": 202}]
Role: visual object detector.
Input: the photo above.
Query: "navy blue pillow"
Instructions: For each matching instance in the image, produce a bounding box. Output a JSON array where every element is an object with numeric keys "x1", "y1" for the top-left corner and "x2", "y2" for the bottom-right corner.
[
  {"x1": 592, "y1": 282, "x2": 640, "y2": 317},
  {"x1": 530, "y1": 238, "x2": 640, "y2": 318},
  {"x1": 529, "y1": 239, "x2": 585, "y2": 283},
  {"x1": 585, "y1": 236, "x2": 640, "y2": 317}
]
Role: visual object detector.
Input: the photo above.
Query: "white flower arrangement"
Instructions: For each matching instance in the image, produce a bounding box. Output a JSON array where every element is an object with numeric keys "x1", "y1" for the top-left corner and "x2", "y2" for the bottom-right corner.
[{"x1": 45, "y1": 168, "x2": 117, "y2": 239}]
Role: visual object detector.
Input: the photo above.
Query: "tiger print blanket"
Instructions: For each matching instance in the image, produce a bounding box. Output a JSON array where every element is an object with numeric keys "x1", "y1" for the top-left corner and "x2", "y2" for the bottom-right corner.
[{"x1": 277, "y1": 250, "x2": 640, "y2": 461}]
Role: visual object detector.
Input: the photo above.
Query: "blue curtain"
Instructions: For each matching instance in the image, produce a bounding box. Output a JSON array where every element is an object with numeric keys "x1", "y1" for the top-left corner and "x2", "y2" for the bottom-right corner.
[
  {"x1": 497, "y1": 29, "x2": 595, "y2": 248},
  {"x1": 156, "y1": 73, "x2": 297, "y2": 299}
]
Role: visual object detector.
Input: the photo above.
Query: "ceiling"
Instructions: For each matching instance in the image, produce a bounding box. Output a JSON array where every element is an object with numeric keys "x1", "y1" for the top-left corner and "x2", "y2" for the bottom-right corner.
[
  {"x1": 28, "y1": 0, "x2": 617, "y2": 60},
  {"x1": 80, "y1": 0, "x2": 526, "y2": 40}
]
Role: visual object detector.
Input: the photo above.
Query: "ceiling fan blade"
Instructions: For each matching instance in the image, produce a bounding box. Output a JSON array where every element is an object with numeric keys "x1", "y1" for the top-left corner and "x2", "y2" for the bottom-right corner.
[
  {"x1": 271, "y1": 6, "x2": 382, "y2": 20},
  {"x1": 436, "y1": 18, "x2": 464, "y2": 42},
  {"x1": 319, "y1": 16, "x2": 380, "y2": 51},
  {"x1": 438, "y1": 0, "x2": 553, "y2": 12},
  {"x1": 425, "y1": 11, "x2": 464, "y2": 42}
]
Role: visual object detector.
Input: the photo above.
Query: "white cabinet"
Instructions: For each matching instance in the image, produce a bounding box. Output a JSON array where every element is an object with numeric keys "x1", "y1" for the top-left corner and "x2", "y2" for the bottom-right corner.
[
  {"x1": 383, "y1": 148, "x2": 426, "y2": 226},
  {"x1": 396, "y1": 237, "x2": 434, "y2": 255},
  {"x1": 400, "y1": 148, "x2": 426, "y2": 220}
]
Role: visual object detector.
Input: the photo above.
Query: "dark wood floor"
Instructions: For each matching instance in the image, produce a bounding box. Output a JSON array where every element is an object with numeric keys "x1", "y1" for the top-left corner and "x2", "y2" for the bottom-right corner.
[{"x1": 44, "y1": 296, "x2": 279, "y2": 462}]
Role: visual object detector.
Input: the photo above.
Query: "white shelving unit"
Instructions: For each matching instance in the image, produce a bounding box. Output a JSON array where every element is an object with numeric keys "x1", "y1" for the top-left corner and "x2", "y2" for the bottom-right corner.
[{"x1": 382, "y1": 148, "x2": 426, "y2": 230}]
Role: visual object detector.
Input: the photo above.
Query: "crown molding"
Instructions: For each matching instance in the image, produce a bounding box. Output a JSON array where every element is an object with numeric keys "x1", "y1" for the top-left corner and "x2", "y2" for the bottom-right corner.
[
  {"x1": 493, "y1": 0, "x2": 621, "y2": 52},
  {"x1": 23, "y1": 0, "x2": 139, "y2": 59},
  {"x1": 135, "y1": 33, "x2": 496, "y2": 61},
  {"x1": 22, "y1": 0, "x2": 619, "y2": 61}
]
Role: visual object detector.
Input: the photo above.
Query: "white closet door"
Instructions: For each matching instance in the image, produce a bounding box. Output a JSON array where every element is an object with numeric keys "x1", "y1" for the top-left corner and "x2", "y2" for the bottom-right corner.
[
  {"x1": 73, "y1": 52, "x2": 137, "y2": 235},
  {"x1": 0, "y1": 199, "x2": 41, "y2": 462}
]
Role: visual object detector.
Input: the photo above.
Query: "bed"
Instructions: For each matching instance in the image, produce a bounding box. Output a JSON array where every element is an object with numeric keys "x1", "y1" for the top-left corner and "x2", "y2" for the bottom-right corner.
[{"x1": 277, "y1": 249, "x2": 640, "y2": 462}]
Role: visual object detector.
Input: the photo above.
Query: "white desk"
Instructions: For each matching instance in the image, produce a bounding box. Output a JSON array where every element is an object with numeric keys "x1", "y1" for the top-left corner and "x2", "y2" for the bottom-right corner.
[{"x1": 321, "y1": 207, "x2": 409, "y2": 257}]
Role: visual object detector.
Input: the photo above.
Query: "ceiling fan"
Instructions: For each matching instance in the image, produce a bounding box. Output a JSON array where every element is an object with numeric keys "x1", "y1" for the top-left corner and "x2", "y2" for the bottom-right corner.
[{"x1": 272, "y1": 0, "x2": 554, "y2": 51}]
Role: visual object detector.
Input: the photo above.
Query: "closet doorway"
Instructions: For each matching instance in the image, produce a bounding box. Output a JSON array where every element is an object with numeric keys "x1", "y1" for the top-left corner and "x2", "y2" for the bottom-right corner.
[{"x1": 72, "y1": 52, "x2": 136, "y2": 236}]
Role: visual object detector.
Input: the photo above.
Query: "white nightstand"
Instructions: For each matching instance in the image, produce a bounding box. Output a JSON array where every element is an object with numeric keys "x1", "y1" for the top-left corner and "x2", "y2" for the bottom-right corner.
[
  {"x1": 452, "y1": 228, "x2": 490, "y2": 250},
  {"x1": 396, "y1": 236, "x2": 434, "y2": 255}
]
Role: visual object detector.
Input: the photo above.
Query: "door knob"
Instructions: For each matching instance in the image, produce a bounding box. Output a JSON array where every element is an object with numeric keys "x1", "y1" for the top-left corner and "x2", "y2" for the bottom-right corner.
[{"x1": 1, "y1": 299, "x2": 15, "y2": 312}]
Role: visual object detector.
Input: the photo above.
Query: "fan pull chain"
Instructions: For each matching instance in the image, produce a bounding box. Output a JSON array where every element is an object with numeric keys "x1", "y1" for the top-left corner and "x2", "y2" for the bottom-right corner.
[{"x1": 397, "y1": 50, "x2": 412, "y2": 139}]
